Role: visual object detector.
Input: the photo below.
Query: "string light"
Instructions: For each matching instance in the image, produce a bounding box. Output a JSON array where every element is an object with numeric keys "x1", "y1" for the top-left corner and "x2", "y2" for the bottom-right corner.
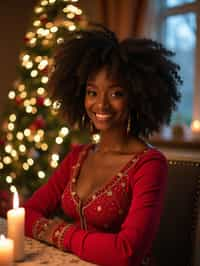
[
  {"x1": 44, "y1": 98, "x2": 52, "y2": 106},
  {"x1": 41, "y1": 76, "x2": 48, "y2": 84},
  {"x1": 38, "y1": 171, "x2": 46, "y2": 179},
  {"x1": 31, "y1": 70, "x2": 38, "y2": 77},
  {"x1": 3, "y1": 156, "x2": 12, "y2": 165},
  {"x1": 23, "y1": 162, "x2": 29, "y2": 171},
  {"x1": 8, "y1": 123, "x2": 15, "y2": 131},
  {"x1": 9, "y1": 114, "x2": 16, "y2": 122},
  {"x1": 8, "y1": 91, "x2": 16, "y2": 99},
  {"x1": 33, "y1": 20, "x2": 41, "y2": 27},
  {"x1": 19, "y1": 144, "x2": 26, "y2": 153},
  {"x1": 5, "y1": 144, "x2": 12, "y2": 153},
  {"x1": 0, "y1": 162, "x2": 4, "y2": 169},
  {"x1": 6, "y1": 176, "x2": 13, "y2": 184},
  {"x1": 16, "y1": 132, "x2": 24, "y2": 140},
  {"x1": 41, "y1": 143, "x2": 48, "y2": 151},
  {"x1": 37, "y1": 87, "x2": 46, "y2": 95},
  {"x1": 24, "y1": 129, "x2": 31, "y2": 137},
  {"x1": 6, "y1": 133, "x2": 13, "y2": 141},
  {"x1": 10, "y1": 185, "x2": 17, "y2": 193},
  {"x1": 60, "y1": 127, "x2": 69, "y2": 137},
  {"x1": 55, "y1": 136, "x2": 63, "y2": 144}
]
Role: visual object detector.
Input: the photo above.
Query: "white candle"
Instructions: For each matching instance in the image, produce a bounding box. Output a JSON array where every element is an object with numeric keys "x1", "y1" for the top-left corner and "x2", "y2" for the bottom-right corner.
[
  {"x1": 7, "y1": 190, "x2": 25, "y2": 261},
  {"x1": 0, "y1": 234, "x2": 14, "y2": 266}
]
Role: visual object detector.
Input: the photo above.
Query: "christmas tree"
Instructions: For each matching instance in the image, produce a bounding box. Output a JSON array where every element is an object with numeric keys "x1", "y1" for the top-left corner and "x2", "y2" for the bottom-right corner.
[{"x1": 0, "y1": 0, "x2": 89, "y2": 200}]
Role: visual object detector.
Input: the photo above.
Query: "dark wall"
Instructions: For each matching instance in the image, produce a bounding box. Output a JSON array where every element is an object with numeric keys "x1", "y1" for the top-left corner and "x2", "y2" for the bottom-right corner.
[
  {"x1": 0, "y1": 1, "x2": 36, "y2": 119},
  {"x1": 0, "y1": 0, "x2": 101, "y2": 121}
]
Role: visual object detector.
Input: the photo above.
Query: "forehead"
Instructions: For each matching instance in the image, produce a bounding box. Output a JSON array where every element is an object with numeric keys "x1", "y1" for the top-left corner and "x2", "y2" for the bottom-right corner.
[{"x1": 87, "y1": 68, "x2": 119, "y2": 85}]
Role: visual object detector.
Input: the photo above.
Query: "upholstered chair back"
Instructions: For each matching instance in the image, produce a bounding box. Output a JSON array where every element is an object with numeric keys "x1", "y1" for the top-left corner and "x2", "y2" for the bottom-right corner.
[{"x1": 152, "y1": 160, "x2": 200, "y2": 266}]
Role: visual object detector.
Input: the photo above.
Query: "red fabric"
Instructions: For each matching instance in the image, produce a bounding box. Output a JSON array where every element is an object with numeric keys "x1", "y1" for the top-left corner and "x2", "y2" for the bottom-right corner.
[{"x1": 24, "y1": 144, "x2": 167, "y2": 266}]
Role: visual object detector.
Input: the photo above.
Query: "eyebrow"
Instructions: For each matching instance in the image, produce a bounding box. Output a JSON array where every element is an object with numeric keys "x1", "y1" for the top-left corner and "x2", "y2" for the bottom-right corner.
[{"x1": 86, "y1": 82, "x2": 121, "y2": 88}]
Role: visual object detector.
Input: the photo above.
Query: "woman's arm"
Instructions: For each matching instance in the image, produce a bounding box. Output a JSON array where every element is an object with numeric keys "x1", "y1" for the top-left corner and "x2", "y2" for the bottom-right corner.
[
  {"x1": 24, "y1": 146, "x2": 82, "y2": 238},
  {"x1": 61, "y1": 153, "x2": 167, "y2": 266}
]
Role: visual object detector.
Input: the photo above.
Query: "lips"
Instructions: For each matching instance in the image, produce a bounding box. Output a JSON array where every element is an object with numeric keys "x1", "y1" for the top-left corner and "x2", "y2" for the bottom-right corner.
[{"x1": 95, "y1": 113, "x2": 112, "y2": 121}]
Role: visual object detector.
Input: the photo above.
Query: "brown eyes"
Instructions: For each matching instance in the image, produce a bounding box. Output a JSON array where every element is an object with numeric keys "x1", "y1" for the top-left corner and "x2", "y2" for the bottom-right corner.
[{"x1": 86, "y1": 89, "x2": 125, "y2": 98}]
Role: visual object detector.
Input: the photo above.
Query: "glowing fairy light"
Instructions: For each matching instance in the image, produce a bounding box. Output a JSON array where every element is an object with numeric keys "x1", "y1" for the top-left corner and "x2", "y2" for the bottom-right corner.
[
  {"x1": 6, "y1": 176, "x2": 13, "y2": 184},
  {"x1": 5, "y1": 144, "x2": 12, "y2": 153},
  {"x1": 0, "y1": 162, "x2": 4, "y2": 169},
  {"x1": 22, "y1": 54, "x2": 30, "y2": 61},
  {"x1": 10, "y1": 185, "x2": 17, "y2": 193},
  {"x1": 41, "y1": 0, "x2": 48, "y2": 6},
  {"x1": 38, "y1": 171, "x2": 46, "y2": 179},
  {"x1": 9, "y1": 114, "x2": 16, "y2": 122},
  {"x1": 52, "y1": 153, "x2": 59, "y2": 161},
  {"x1": 33, "y1": 20, "x2": 41, "y2": 27},
  {"x1": 6, "y1": 133, "x2": 13, "y2": 141},
  {"x1": 49, "y1": 0, "x2": 56, "y2": 3},
  {"x1": 23, "y1": 163, "x2": 29, "y2": 171},
  {"x1": 38, "y1": 59, "x2": 48, "y2": 70},
  {"x1": 34, "y1": 6, "x2": 43, "y2": 14},
  {"x1": 26, "y1": 106, "x2": 33, "y2": 113},
  {"x1": 35, "y1": 56, "x2": 42, "y2": 63},
  {"x1": 16, "y1": 132, "x2": 24, "y2": 140},
  {"x1": 41, "y1": 76, "x2": 48, "y2": 84},
  {"x1": 31, "y1": 70, "x2": 38, "y2": 77},
  {"x1": 37, "y1": 87, "x2": 45, "y2": 95},
  {"x1": 8, "y1": 91, "x2": 16, "y2": 99},
  {"x1": 57, "y1": 37, "x2": 64, "y2": 44},
  {"x1": 50, "y1": 26, "x2": 58, "y2": 33},
  {"x1": 56, "y1": 136, "x2": 63, "y2": 144},
  {"x1": 18, "y1": 84, "x2": 25, "y2": 92},
  {"x1": 27, "y1": 158, "x2": 34, "y2": 166},
  {"x1": 3, "y1": 156, "x2": 12, "y2": 165},
  {"x1": 19, "y1": 144, "x2": 26, "y2": 153},
  {"x1": 8, "y1": 123, "x2": 15, "y2": 131},
  {"x1": 44, "y1": 98, "x2": 52, "y2": 106},
  {"x1": 68, "y1": 24, "x2": 76, "y2": 31},
  {"x1": 41, "y1": 143, "x2": 48, "y2": 151},
  {"x1": 50, "y1": 160, "x2": 58, "y2": 168},
  {"x1": 24, "y1": 129, "x2": 31, "y2": 136},
  {"x1": 11, "y1": 150, "x2": 18, "y2": 158},
  {"x1": 20, "y1": 91, "x2": 27, "y2": 98},
  {"x1": 60, "y1": 127, "x2": 69, "y2": 137}
]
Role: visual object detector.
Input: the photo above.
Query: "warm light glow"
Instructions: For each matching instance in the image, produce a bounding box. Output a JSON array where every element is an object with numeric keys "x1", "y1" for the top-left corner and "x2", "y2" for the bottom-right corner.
[
  {"x1": 191, "y1": 119, "x2": 200, "y2": 132},
  {"x1": 37, "y1": 87, "x2": 45, "y2": 95},
  {"x1": 31, "y1": 70, "x2": 38, "y2": 77},
  {"x1": 20, "y1": 91, "x2": 27, "y2": 98},
  {"x1": 33, "y1": 20, "x2": 41, "y2": 27},
  {"x1": 18, "y1": 84, "x2": 25, "y2": 92},
  {"x1": 8, "y1": 91, "x2": 16, "y2": 99},
  {"x1": 34, "y1": 6, "x2": 44, "y2": 14},
  {"x1": 10, "y1": 185, "x2": 17, "y2": 193},
  {"x1": 50, "y1": 26, "x2": 58, "y2": 33},
  {"x1": 44, "y1": 98, "x2": 51, "y2": 106},
  {"x1": 92, "y1": 133, "x2": 101, "y2": 144},
  {"x1": 49, "y1": 0, "x2": 56, "y2": 3},
  {"x1": 60, "y1": 127, "x2": 69, "y2": 136},
  {"x1": 23, "y1": 162, "x2": 29, "y2": 170},
  {"x1": 41, "y1": 0, "x2": 48, "y2": 6},
  {"x1": 3, "y1": 156, "x2": 12, "y2": 165},
  {"x1": 9, "y1": 114, "x2": 16, "y2": 122},
  {"x1": 52, "y1": 153, "x2": 59, "y2": 161},
  {"x1": 68, "y1": 24, "x2": 76, "y2": 31},
  {"x1": 57, "y1": 37, "x2": 64, "y2": 44},
  {"x1": 35, "y1": 56, "x2": 42, "y2": 63},
  {"x1": 41, "y1": 76, "x2": 49, "y2": 84},
  {"x1": 24, "y1": 129, "x2": 31, "y2": 136},
  {"x1": 38, "y1": 59, "x2": 48, "y2": 70},
  {"x1": 50, "y1": 160, "x2": 58, "y2": 168},
  {"x1": 8, "y1": 123, "x2": 15, "y2": 131},
  {"x1": 38, "y1": 171, "x2": 46, "y2": 179},
  {"x1": 7, "y1": 133, "x2": 13, "y2": 141},
  {"x1": 13, "y1": 190, "x2": 19, "y2": 209},
  {"x1": 0, "y1": 162, "x2": 4, "y2": 169},
  {"x1": 41, "y1": 143, "x2": 48, "y2": 151},
  {"x1": 56, "y1": 136, "x2": 63, "y2": 144},
  {"x1": 5, "y1": 144, "x2": 12, "y2": 153},
  {"x1": 27, "y1": 158, "x2": 34, "y2": 166},
  {"x1": 16, "y1": 132, "x2": 24, "y2": 140},
  {"x1": 6, "y1": 176, "x2": 13, "y2": 184},
  {"x1": 19, "y1": 144, "x2": 26, "y2": 153}
]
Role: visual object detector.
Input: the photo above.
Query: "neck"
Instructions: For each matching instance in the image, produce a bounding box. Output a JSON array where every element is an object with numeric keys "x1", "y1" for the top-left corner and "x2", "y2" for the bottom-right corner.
[{"x1": 95, "y1": 127, "x2": 133, "y2": 153}]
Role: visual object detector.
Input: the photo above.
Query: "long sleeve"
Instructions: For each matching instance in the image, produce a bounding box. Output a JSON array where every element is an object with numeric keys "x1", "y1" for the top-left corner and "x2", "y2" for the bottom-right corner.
[
  {"x1": 24, "y1": 146, "x2": 82, "y2": 238},
  {"x1": 61, "y1": 153, "x2": 167, "y2": 266}
]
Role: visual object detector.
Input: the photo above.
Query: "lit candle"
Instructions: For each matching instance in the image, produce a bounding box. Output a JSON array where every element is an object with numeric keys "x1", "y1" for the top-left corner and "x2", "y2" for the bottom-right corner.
[
  {"x1": 7, "y1": 190, "x2": 25, "y2": 261},
  {"x1": 0, "y1": 234, "x2": 14, "y2": 266},
  {"x1": 191, "y1": 119, "x2": 200, "y2": 139}
]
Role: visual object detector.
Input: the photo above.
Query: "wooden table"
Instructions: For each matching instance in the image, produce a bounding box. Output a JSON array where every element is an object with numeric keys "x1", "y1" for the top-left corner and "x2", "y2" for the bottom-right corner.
[{"x1": 0, "y1": 218, "x2": 95, "y2": 266}]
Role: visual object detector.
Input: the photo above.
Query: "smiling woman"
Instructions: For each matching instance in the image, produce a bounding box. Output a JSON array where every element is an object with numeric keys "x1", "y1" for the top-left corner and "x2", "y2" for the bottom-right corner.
[{"x1": 24, "y1": 24, "x2": 182, "y2": 266}]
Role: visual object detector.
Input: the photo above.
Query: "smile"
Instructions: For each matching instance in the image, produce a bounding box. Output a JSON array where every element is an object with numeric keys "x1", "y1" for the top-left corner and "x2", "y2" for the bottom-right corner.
[{"x1": 95, "y1": 113, "x2": 112, "y2": 120}]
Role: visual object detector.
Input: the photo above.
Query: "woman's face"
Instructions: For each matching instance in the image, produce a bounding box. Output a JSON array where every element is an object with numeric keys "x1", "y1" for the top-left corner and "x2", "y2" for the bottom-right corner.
[{"x1": 84, "y1": 68, "x2": 129, "y2": 132}]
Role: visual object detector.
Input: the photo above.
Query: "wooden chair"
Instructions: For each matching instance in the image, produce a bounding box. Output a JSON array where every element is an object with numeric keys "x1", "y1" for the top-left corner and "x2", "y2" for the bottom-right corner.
[{"x1": 152, "y1": 159, "x2": 200, "y2": 266}]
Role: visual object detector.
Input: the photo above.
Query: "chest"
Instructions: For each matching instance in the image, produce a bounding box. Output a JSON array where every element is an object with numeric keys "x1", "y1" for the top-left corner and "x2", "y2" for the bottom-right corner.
[{"x1": 75, "y1": 152, "x2": 134, "y2": 203}]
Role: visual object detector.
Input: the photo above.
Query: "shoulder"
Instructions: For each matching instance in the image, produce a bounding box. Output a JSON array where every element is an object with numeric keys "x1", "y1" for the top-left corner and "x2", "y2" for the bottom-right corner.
[{"x1": 129, "y1": 148, "x2": 168, "y2": 185}]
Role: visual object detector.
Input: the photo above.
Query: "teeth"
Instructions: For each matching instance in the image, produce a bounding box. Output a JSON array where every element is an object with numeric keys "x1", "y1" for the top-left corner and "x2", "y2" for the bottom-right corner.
[{"x1": 95, "y1": 114, "x2": 111, "y2": 119}]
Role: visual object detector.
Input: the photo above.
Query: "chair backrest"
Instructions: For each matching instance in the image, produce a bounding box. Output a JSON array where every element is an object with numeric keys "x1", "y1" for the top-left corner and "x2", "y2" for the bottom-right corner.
[{"x1": 152, "y1": 160, "x2": 200, "y2": 266}]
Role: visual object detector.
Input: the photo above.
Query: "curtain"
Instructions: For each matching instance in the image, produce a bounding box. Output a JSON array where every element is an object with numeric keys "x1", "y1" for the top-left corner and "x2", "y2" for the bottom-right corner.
[{"x1": 98, "y1": 0, "x2": 154, "y2": 40}]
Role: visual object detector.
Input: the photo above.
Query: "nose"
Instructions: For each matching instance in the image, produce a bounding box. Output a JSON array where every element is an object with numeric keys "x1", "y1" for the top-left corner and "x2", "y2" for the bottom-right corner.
[{"x1": 97, "y1": 93, "x2": 109, "y2": 110}]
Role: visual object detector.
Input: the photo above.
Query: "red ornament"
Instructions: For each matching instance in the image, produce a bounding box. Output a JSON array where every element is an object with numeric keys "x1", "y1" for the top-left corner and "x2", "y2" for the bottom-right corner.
[
  {"x1": 34, "y1": 116, "x2": 46, "y2": 129},
  {"x1": 36, "y1": 96, "x2": 45, "y2": 106},
  {"x1": 0, "y1": 138, "x2": 5, "y2": 146},
  {"x1": 15, "y1": 95, "x2": 23, "y2": 105}
]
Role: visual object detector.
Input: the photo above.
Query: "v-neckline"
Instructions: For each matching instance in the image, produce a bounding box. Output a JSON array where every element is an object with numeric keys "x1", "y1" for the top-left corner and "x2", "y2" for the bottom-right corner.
[{"x1": 70, "y1": 143, "x2": 150, "y2": 207}]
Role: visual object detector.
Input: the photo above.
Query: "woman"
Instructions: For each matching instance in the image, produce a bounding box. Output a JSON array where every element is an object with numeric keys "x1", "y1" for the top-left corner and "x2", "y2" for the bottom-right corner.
[{"x1": 24, "y1": 25, "x2": 182, "y2": 266}]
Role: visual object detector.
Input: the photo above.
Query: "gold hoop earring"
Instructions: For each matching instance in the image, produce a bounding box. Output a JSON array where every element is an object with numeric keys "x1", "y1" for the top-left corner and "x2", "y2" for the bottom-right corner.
[
  {"x1": 127, "y1": 114, "x2": 131, "y2": 135},
  {"x1": 81, "y1": 113, "x2": 85, "y2": 128},
  {"x1": 90, "y1": 120, "x2": 94, "y2": 134}
]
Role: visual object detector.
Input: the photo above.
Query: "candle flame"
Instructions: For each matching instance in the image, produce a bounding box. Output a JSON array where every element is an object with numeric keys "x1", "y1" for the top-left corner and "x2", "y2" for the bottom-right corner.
[
  {"x1": 191, "y1": 120, "x2": 200, "y2": 130},
  {"x1": 13, "y1": 190, "x2": 19, "y2": 209},
  {"x1": 0, "y1": 234, "x2": 5, "y2": 240}
]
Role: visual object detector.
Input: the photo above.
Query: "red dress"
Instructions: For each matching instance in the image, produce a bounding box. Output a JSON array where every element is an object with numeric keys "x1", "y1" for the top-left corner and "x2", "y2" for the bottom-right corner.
[{"x1": 24, "y1": 144, "x2": 167, "y2": 266}]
